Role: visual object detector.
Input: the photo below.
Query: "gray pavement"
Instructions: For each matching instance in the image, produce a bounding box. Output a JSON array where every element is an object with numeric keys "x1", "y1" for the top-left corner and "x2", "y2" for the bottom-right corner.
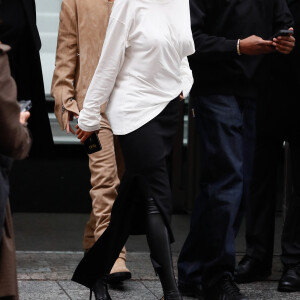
[{"x1": 14, "y1": 213, "x2": 300, "y2": 299}]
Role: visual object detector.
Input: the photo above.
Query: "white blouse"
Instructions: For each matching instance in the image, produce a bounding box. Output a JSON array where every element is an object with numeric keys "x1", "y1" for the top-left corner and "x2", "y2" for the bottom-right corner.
[{"x1": 78, "y1": 0, "x2": 195, "y2": 135}]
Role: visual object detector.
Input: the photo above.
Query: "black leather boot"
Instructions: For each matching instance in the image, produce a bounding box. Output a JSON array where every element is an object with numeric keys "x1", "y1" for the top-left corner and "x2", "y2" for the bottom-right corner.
[
  {"x1": 145, "y1": 198, "x2": 182, "y2": 300},
  {"x1": 90, "y1": 276, "x2": 112, "y2": 300}
]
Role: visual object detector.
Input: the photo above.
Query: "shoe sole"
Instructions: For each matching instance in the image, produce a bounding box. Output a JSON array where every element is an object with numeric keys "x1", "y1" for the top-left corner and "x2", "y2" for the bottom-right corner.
[{"x1": 107, "y1": 272, "x2": 131, "y2": 284}]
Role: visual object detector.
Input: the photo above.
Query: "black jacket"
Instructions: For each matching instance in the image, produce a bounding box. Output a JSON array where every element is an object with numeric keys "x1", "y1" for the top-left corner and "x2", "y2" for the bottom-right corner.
[
  {"x1": 189, "y1": 0, "x2": 294, "y2": 97},
  {"x1": 0, "y1": 0, "x2": 53, "y2": 157},
  {"x1": 288, "y1": 0, "x2": 300, "y2": 86}
]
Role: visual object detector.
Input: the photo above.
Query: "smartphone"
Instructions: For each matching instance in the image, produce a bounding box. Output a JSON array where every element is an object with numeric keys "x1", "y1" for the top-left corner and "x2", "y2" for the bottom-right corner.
[
  {"x1": 272, "y1": 29, "x2": 293, "y2": 39},
  {"x1": 84, "y1": 132, "x2": 102, "y2": 154},
  {"x1": 19, "y1": 100, "x2": 32, "y2": 112}
]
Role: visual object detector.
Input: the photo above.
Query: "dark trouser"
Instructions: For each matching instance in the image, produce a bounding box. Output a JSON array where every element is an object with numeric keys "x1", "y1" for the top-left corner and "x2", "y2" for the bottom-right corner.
[
  {"x1": 245, "y1": 140, "x2": 300, "y2": 268},
  {"x1": 245, "y1": 138, "x2": 281, "y2": 270},
  {"x1": 245, "y1": 84, "x2": 300, "y2": 268},
  {"x1": 178, "y1": 94, "x2": 256, "y2": 288},
  {"x1": 281, "y1": 142, "x2": 300, "y2": 266}
]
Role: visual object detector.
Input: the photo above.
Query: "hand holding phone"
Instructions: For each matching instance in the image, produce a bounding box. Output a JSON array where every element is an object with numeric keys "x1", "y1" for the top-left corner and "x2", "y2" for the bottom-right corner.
[
  {"x1": 19, "y1": 100, "x2": 32, "y2": 112},
  {"x1": 19, "y1": 111, "x2": 30, "y2": 125},
  {"x1": 272, "y1": 29, "x2": 293, "y2": 39},
  {"x1": 272, "y1": 28, "x2": 295, "y2": 55},
  {"x1": 75, "y1": 124, "x2": 102, "y2": 153},
  {"x1": 83, "y1": 132, "x2": 102, "y2": 154}
]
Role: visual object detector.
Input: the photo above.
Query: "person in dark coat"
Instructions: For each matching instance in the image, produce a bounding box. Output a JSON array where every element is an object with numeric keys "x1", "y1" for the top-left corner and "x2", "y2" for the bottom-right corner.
[
  {"x1": 235, "y1": 0, "x2": 300, "y2": 292},
  {"x1": 177, "y1": 0, "x2": 295, "y2": 299},
  {"x1": 0, "y1": 43, "x2": 31, "y2": 300},
  {"x1": 0, "y1": 0, "x2": 53, "y2": 157}
]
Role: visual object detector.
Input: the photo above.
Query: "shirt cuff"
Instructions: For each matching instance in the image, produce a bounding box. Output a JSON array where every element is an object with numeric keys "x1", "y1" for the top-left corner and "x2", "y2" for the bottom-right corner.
[{"x1": 78, "y1": 109, "x2": 101, "y2": 132}]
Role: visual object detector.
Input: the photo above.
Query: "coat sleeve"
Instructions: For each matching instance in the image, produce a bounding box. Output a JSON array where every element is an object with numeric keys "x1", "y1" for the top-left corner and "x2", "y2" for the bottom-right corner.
[
  {"x1": 273, "y1": 0, "x2": 294, "y2": 34},
  {"x1": 190, "y1": 0, "x2": 237, "y2": 55},
  {"x1": 0, "y1": 50, "x2": 31, "y2": 160},
  {"x1": 51, "y1": 0, "x2": 80, "y2": 130},
  {"x1": 78, "y1": 0, "x2": 131, "y2": 132}
]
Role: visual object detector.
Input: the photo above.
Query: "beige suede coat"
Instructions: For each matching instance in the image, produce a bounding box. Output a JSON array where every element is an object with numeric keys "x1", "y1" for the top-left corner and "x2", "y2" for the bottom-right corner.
[{"x1": 51, "y1": 0, "x2": 113, "y2": 130}]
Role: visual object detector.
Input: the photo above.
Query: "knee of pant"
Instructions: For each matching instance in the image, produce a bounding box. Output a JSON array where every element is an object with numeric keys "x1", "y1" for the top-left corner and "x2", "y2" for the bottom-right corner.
[{"x1": 146, "y1": 197, "x2": 160, "y2": 215}]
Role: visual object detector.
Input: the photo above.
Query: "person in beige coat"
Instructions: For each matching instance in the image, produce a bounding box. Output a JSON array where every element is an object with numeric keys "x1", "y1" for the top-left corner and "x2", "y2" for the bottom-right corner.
[
  {"x1": 0, "y1": 43, "x2": 31, "y2": 300},
  {"x1": 51, "y1": 0, "x2": 131, "y2": 290}
]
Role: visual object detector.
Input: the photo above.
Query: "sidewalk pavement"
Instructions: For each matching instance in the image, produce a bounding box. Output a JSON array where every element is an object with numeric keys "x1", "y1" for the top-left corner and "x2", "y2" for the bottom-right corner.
[
  {"x1": 17, "y1": 251, "x2": 300, "y2": 300},
  {"x1": 14, "y1": 213, "x2": 300, "y2": 299}
]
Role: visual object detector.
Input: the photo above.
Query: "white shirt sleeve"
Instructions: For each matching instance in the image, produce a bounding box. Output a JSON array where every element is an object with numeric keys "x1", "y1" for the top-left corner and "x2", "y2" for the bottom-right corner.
[
  {"x1": 78, "y1": 6, "x2": 130, "y2": 132},
  {"x1": 180, "y1": 57, "x2": 194, "y2": 98}
]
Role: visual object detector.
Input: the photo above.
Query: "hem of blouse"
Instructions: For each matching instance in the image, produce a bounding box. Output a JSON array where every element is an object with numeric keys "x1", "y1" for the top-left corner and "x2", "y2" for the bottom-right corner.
[
  {"x1": 110, "y1": 101, "x2": 172, "y2": 136},
  {"x1": 108, "y1": 98, "x2": 180, "y2": 135}
]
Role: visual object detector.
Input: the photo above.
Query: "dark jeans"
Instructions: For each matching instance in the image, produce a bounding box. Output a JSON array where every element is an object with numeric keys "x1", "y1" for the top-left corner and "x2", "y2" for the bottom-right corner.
[{"x1": 178, "y1": 94, "x2": 256, "y2": 288}]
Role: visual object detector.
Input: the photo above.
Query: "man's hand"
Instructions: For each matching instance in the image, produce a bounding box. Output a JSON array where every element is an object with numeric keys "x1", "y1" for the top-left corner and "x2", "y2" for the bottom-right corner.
[
  {"x1": 239, "y1": 35, "x2": 275, "y2": 55},
  {"x1": 75, "y1": 124, "x2": 93, "y2": 144},
  {"x1": 66, "y1": 111, "x2": 79, "y2": 134},
  {"x1": 272, "y1": 28, "x2": 295, "y2": 54},
  {"x1": 19, "y1": 111, "x2": 30, "y2": 125}
]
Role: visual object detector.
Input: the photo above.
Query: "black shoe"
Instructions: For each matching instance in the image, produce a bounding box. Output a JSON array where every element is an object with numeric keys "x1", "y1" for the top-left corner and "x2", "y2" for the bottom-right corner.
[
  {"x1": 107, "y1": 271, "x2": 131, "y2": 284},
  {"x1": 205, "y1": 275, "x2": 248, "y2": 300},
  {"x1": 278, "y1": 264, "x2": 300, "y2": 292},
  {"x1": 90, "y1": 276, "x2": 112, "y2": 300},
  {"x1": 106, "y1": 257, "x2": 132, "y2": 284},
  {"x1": 234, "y1": 255, "x2": 271, "y2": 283},
  {"x1": 178, "y1": 282, "x2": 205, "y2": 299}
]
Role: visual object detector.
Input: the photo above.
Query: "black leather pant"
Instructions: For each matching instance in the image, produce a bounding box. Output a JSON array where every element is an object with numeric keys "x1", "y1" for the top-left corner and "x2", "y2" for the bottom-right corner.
[{"x1": 145, "y1": 198, "x2": 180, "y2": 298}]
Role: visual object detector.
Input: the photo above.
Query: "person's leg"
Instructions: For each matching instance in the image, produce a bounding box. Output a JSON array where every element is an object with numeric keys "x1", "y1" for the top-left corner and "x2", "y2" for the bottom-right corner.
[
  {"x1": 281, "y1": 142, "x2": 300, "y2": 266},
  {"x1": 145, "y1": 198, "x2": 181, "y2": 299},
  {"x1": 0, "y1": 202, "x2": 18, "y2": 300},
  {"x1": 83, "y1": 114, "x2": 130, "y2": 283},
  {"x1": 178, "y1": 95, "x2": 253, "y2": 297},
  {"x1": 83, "y1": 210, "x2": 97, "y2": 251},
  {"x1": 83, "y1": 211, "x2": 128, "y2": 282},
  {"x1": 245, "y1": 140, "x2": 280, "y2": 263},
  {"x1": 233, "y1": 97, "x2": 256, "y2": 237},
  {"x1": 278, "y1": 137, "x2": 300, "y2": 291},
  {"x1": 235, "y1": 139, "x2": 280, "y2": 282},
  {"x1": 72, "y1": 171, "x2": 139, "y2": 289}
]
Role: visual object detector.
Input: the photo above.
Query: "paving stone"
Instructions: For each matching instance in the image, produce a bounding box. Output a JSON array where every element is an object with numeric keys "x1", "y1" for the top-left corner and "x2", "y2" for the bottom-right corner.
[
  {"x1": 16, "y1": 252, "x2": 180, "y2": 281},
  {"x1": 17, "y1": 251, "x2": 81, "y2": 280},
  {"x1": 18, "y1": 281, "x2": 69, "y2": 299},
  {"x1": 16, "y1": 252, "x2": 284, "y2": 282},
  {"x1": 141, "y1": 281, "x2": 163, "y2": 299},
  {"x1": 240, "y1": 282, "x2": 300, "y2": 300},
  {"x1": 59, "y1": 280, "x2": 159, "y2": 299}
]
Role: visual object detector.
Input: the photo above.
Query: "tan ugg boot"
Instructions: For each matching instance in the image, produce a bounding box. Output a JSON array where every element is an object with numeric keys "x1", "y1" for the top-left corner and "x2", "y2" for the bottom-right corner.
[{"x1": 107, "y1": 257, "x2": 131, "y2": 283}]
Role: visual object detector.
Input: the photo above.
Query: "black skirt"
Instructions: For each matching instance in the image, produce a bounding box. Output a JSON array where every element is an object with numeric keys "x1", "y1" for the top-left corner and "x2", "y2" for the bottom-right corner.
[{"x1": 72, "y1": 96, "x2": 180, "y2": 288}]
